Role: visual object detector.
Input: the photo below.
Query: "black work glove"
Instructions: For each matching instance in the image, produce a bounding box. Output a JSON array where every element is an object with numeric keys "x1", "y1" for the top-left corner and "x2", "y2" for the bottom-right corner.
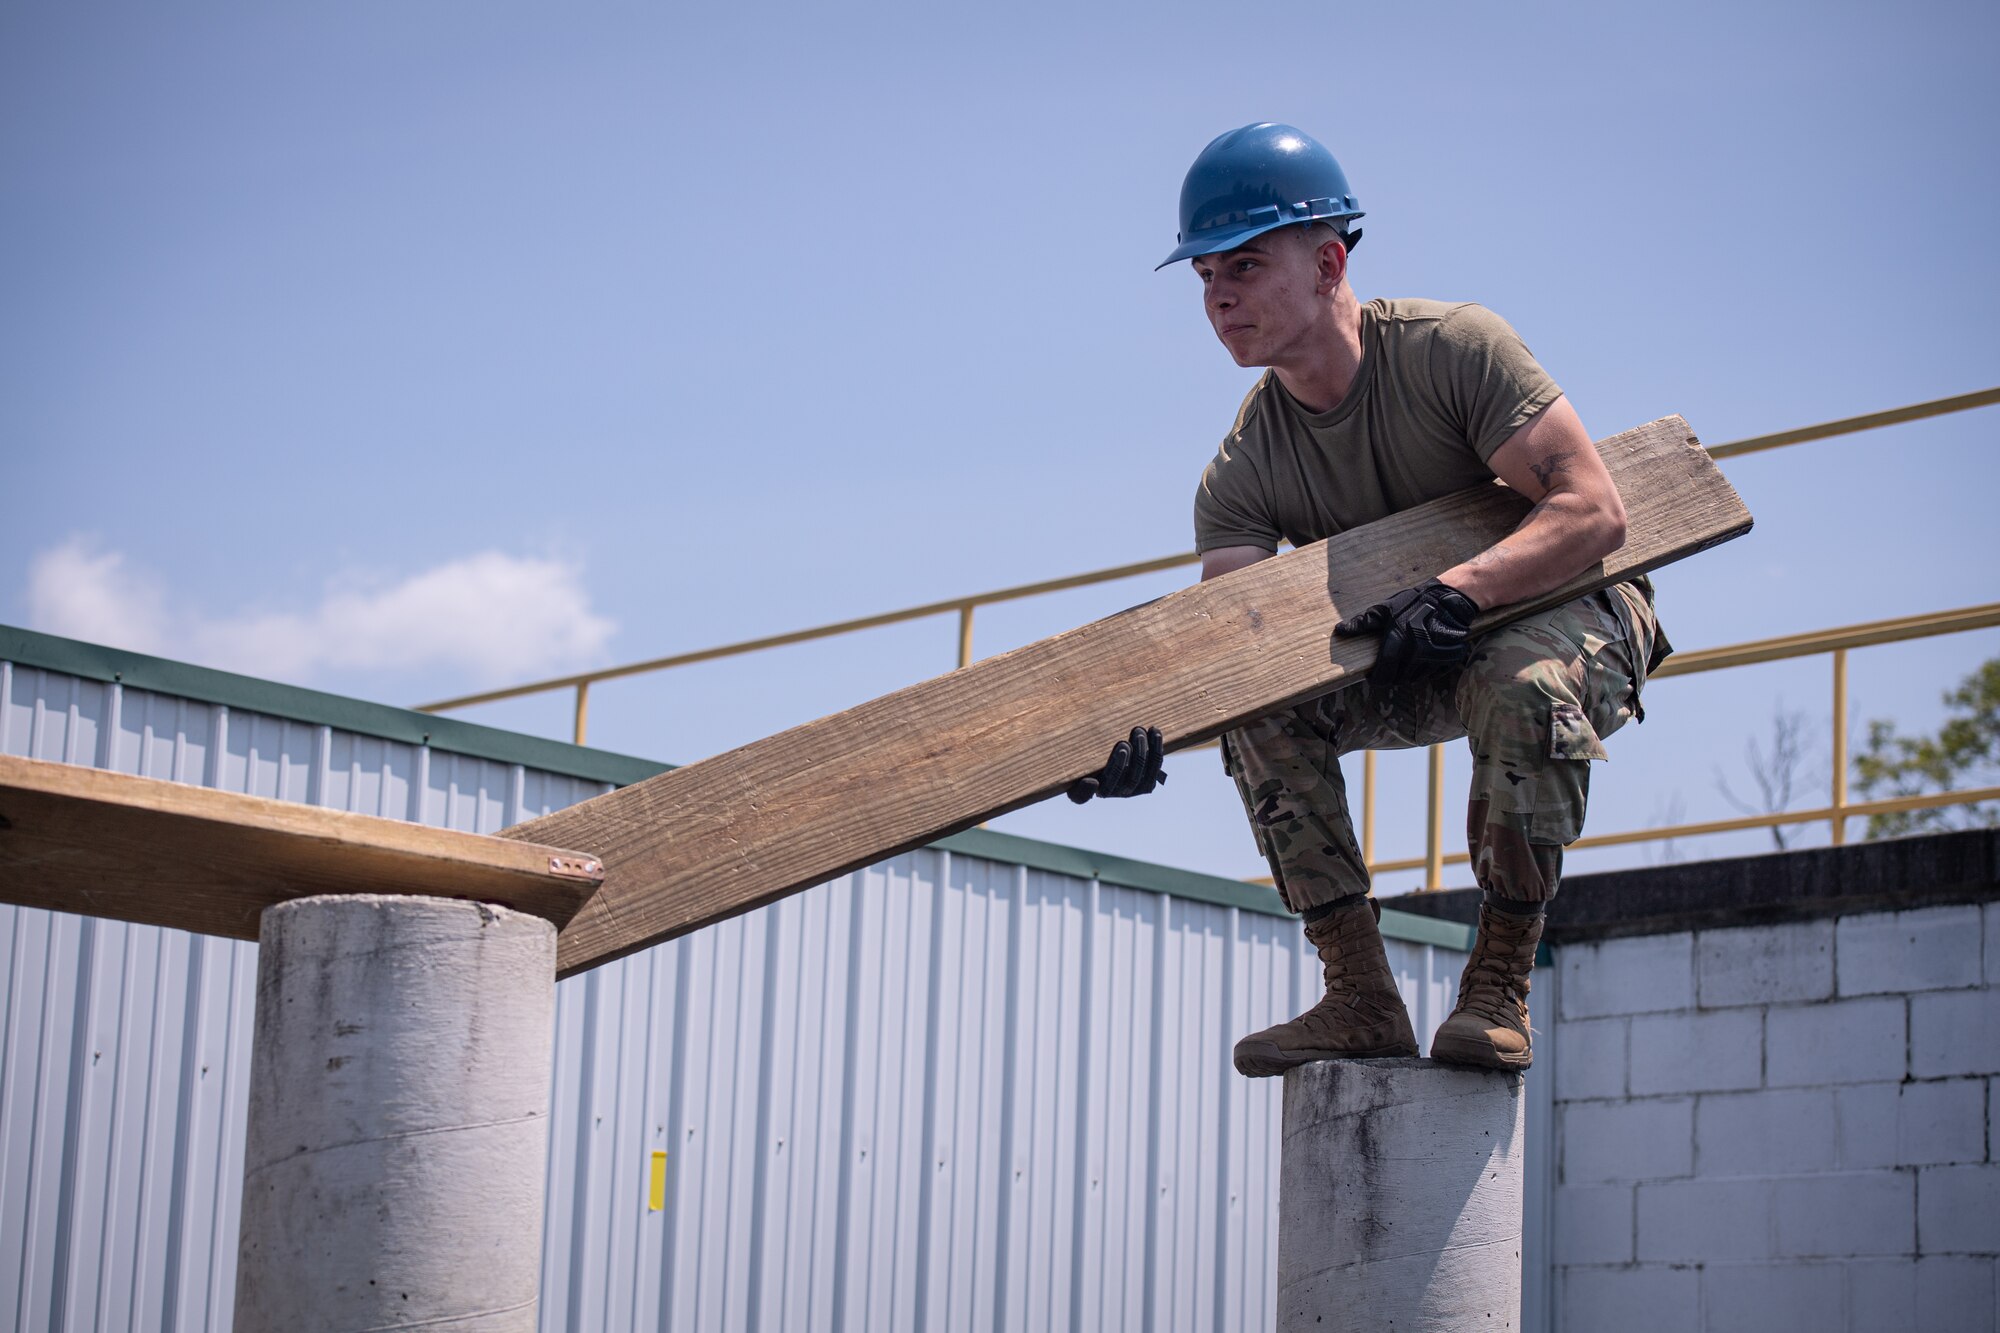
[
  {"x1": 1333, "y1": 578, "x2": 1482, "y2": 690},
  {"x1": 1067, "y1": 726, "x2": 1169, "y2": 804}
]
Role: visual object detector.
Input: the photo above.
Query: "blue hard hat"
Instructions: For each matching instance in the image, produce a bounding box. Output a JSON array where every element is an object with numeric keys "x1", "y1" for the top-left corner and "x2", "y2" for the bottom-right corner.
[{"x1": 1158, "y1": 122, "x2": 1364, "y2": 270}]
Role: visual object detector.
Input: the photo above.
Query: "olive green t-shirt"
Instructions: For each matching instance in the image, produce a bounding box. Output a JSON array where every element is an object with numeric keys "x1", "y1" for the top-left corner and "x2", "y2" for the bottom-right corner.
[{"x1": 1193, "y1": 298, "x2": 1563, "y2": 553}]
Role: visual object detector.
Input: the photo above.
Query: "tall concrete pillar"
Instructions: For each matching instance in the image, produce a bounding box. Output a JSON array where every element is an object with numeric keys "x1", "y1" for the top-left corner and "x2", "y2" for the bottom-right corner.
[
  {"x1": 234, "y1": 895, "x2": 557, "y2": 1333},
  {"x1": 1278, "y1": 1058, "x2": 1525, "y2": 1332}
]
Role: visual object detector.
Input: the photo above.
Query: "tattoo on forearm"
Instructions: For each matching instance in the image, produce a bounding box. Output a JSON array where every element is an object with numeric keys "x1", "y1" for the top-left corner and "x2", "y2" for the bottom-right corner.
[
  {"x1": 1471, "y1": 544, "x2": 1513, "y2": 568},
  {"x1": 1528, "y1": 452, "x2": 1573, "y2": 490}
]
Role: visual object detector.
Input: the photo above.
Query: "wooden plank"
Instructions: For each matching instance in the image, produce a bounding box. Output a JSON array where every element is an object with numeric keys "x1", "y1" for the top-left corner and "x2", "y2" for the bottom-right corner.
[
  {"x1": 0, "y1": 755, "x2": 606, "y2": 939},
  {"x1": 513, "y1": 416, "x2": 1751, "y2": 977}
]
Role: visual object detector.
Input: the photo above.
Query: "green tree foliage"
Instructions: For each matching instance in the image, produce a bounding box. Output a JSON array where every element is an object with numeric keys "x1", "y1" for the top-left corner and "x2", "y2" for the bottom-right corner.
[{"x1": 1855, "y1": 657, "x2": 2000, "y2": 838}]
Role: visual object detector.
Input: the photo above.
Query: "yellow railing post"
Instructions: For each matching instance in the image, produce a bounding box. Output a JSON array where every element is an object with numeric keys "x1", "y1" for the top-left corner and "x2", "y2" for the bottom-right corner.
[
  {"x1": 1362, "y1": 751, "x2": 1377, "y2": 867},
  {"x1": 1425, "y1": 743, "x2": 1446, "y2": 890},
  {"x1": 1831, "y1": 648, "x2": 1849, "y2": 846},
  {"x1": 573, "y1": 681, "x2": 590, "y2": 747},
  {"x1": 957, "y1": 605, "x2": 975, "y2": 670}
]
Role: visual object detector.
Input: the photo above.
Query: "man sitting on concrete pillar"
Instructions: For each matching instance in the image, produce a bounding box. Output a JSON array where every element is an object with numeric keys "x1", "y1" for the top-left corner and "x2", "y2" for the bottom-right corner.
[{"x1": 1070, "y1": 122, "x2": 1668, "y2": 1075}]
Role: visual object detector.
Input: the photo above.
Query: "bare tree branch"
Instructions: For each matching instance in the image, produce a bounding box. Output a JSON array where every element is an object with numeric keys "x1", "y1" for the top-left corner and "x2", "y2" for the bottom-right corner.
[{"x1": 1715, "y1": 704, "x2": 1821, "y2": 850}]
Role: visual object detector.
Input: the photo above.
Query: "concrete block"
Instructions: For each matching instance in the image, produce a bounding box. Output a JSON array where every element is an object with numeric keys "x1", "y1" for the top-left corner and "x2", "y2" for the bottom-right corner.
[
  {"x1": 1696, "y1": 1089, "x2": 1837, "y2": 1177},
  {"x1": 1764, "y1": 996, "x2": 1907, "y2": 1088},
  {"x1": 1559, "y1": 1265, "x2": 1698, "y2": 1333},
  {"x1": 1910, "y1": 987, "x2": 2000, "y2": 1079},
  {"x1": 1899, "y1": 1079, "x2": 1988, "y2": 1166},
  {"x1": 1847, "y1": 1260, "x2": 1918, "y2": 1333},
  {"x1": 1831, "y1": 1081, "x2": 1897, "y2": 1166},
  {"x1": 1838, "y1": 904, "x2": 1984, "y2": 996},
  {"x1": 1562, "y1": 1098, "x2": 1693, "y2": 1185},
  {"x1": 1773, "y1": 1171, "x2": 1914, "y2": 1257},
  {"x1": 1698, "y1": 919, "x2": 1833, "y2": 1008},
  {"x1": 1855, "y1": 1257, "x2": 1999, "y2": 1332},
  {"x1": 1552, "y1": 1185, "x2": 1632, "y2": 1266},
  {"x1": 1918, "y1": 1163, "x2": 2000, "y2": 1254},
  {"x1": 1701, "y1": 1263, "x2": 1845, "y2": 1333},
  {"x1": 1918, "y1": 1257, "x2": 1997, "y2": 1330},
  {"x1": 1836, "y1": 1079, "x2": 1987, "y2": 1169},
  {"x1": 1635, "y1": 1179, "x2": 1772, "y2": 1261},
  {"x1": 1986, "y1": 902, "x2": 1999, "y2": 986},
  {"x1": 1560, "y1": 932, "x2": 1695, "y2": 1020},
  {"x1": 1628, "y1": 1009, "x2": 1762, "y2": 1096},
  {"x1": 1554, "y1": 1017, "x2": 1627, "y2": 1102}
]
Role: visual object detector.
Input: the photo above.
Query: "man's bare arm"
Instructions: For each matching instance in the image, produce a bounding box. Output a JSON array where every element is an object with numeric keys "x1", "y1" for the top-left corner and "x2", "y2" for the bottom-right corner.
[
  {"x1": 1202, "y1": 545, "x2": 1273, "y2": 582},
  {"x1": 1438, "y1": 395, "x2": 1627, "y2": 609}
]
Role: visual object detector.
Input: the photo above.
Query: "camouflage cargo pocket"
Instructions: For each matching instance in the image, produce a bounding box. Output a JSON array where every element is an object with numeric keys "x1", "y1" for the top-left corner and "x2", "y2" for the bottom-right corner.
[{"x1": 1549, "y1": 702, "x2": 1609, "y2": 762}]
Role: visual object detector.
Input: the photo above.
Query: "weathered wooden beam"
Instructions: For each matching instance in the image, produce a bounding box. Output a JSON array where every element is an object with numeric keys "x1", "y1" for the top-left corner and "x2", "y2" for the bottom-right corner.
[
  {"x1": 0, "y1": 754, "x2": 605, "y2": 939},
  {"x1": 517, "y1": 416, "x2": 1750, "y2": 978}
]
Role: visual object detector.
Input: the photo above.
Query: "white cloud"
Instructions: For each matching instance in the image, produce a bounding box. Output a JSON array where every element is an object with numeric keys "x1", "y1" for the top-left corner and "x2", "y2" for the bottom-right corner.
[
  {"x1": 27, "y1": 538, "x2": 171, "y2": 655},
  {"x1": 24, "y1": 538, "x2": 616, "y2": 686}
]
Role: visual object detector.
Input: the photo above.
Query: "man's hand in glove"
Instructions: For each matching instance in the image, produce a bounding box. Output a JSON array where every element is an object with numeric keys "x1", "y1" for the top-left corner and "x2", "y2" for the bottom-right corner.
[
  {"x1": 1334, "y1": 578, "x2": 1483, "y2": 690},
  {"x1": 1067, "y1": 726, "x2": 1169, "y2": 804}
]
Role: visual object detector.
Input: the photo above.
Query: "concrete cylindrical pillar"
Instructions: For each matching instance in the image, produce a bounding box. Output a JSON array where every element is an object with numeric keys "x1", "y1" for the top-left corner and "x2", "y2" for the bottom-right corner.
[
  {"x1": 234, "y1": 895, "x2": 557, "y2": 1333},
  {"x1": 1278, "y1": 1057, "x2": 1525, "y2": 1332}
]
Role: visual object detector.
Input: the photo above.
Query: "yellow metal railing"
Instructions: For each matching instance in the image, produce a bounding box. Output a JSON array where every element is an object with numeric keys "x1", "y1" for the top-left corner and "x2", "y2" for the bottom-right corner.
[
  {"x1": 414, "y1": 387, "x2": 1999, "y2": 876},
  {"x1": 1700, "y1": 387, "x2": 2000, "y2": 460},
  {"x1": 1366, "y1": 602, "x2": 2000, "y2": 884},
  {"x1": 417, "y1": 550, "x2": 1197, "y2": 726},
  {"x1": 417, "y1": 387, "x2": 1997, "y2": 736}
]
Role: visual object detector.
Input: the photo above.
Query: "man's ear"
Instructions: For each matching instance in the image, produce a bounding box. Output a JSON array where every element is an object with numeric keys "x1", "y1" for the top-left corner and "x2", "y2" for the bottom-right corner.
[{"x1": 1315, "y1": 234, "x2": 1349, "y2": 295}]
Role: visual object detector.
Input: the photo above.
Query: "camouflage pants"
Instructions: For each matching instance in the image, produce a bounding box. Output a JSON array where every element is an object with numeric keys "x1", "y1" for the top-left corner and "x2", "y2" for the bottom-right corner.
[{"x1": 1223, "y1": 584, "x2": 1663, "y2": 911}]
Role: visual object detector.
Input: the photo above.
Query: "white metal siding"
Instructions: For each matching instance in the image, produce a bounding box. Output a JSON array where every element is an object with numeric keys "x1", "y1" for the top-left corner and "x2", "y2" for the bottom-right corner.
[
  {"x1": 538, "y1": 861, "x2": 1471, "y2": 1333},
  {"x1": 0, "y1": 662, "x2": 608, "y2": 1332},
  {"x1": 0, "y1": 659, "x2": 1490, "y2": 1332}
]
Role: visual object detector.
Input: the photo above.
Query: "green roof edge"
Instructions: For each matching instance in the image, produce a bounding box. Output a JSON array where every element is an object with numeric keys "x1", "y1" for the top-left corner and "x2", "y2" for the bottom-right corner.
[
  {"x1": 931, "y1": 825, "x2": 1289, "y2": 916},
  {"x1": 2, "y1": 622, "x2": 1469, "y2": 950},
  {"x1": 929, "y1": 825, "x2": 1473, "y2": 946}
]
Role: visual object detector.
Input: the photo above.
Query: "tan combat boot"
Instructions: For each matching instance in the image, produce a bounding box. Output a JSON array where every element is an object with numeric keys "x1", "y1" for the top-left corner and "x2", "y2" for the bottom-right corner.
[
  {"x1": 1232, "y1": 896, "x2": 1419, "y2": 1077},
  {"x1": 1430, "y1": 903, "x2": 1544, "y2": 1071}
]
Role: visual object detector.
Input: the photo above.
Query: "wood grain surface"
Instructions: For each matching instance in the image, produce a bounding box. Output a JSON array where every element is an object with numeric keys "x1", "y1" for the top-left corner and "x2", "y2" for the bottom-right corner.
[
  {"x1": 0, "y1": 754, "x2": 606, "y2": 939},
  {"x1": 519, "y1": 416, "x2": 1750, "y2": 976}
]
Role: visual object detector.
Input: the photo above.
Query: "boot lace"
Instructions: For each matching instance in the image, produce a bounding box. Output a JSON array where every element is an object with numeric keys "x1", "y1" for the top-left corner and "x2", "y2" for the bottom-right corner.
[{"x1": 1455, "y1": 915, "x2": 1538, "y2": 1028}]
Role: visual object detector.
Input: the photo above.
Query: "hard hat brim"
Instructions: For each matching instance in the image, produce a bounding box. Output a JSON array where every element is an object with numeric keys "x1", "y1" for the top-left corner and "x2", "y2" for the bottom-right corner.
[{"x1": 1154, "y1": 211, "x2": 1364, "y2": 271}]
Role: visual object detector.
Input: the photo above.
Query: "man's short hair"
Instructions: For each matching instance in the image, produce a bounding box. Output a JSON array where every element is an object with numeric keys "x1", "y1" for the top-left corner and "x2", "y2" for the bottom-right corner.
[{"x1": 1297, "y1": 220, "x2": 1355, "y2": 252}]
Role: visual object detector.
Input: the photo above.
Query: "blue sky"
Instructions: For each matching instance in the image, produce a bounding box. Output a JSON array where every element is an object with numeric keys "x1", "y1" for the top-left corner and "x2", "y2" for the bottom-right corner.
[{"x1": 4, "y1": 0, "x2": 1996, "y2": 888}]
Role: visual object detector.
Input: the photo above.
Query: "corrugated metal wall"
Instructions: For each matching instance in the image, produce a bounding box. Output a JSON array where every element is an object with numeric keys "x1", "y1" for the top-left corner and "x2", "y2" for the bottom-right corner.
[
  {"x1": 0, "y1": 661, "x2": 610, "y2": 1332},
  {"x1": 1, "y1": 657, "x2": 1495, "y2": 1333},
  {"x1": 541, "y1": 854, "x2": 1471, "y2": 1333}
]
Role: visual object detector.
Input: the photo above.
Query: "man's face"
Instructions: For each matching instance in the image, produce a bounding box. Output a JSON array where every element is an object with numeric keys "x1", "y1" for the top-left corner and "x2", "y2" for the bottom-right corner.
[{"x1": 1190, "y1": 230, "x2": 1335, "y2": 369}]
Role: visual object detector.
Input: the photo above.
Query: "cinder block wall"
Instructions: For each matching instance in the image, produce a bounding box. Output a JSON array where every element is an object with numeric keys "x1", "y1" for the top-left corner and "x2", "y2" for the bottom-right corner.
[{"x1": 1394, "y1": 829, "x2": 2000, "y2": 1332}]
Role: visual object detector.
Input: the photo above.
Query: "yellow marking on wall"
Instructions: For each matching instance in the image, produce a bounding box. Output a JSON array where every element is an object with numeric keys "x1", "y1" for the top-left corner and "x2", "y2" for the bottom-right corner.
[{"x1": 648, "y1": 1151, "x2": 668, "y2": 1212}]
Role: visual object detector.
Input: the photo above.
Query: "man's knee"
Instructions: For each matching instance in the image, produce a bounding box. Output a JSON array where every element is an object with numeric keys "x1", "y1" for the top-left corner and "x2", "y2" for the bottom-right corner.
[
  {"x1": 1224, "y1": 701, "x2": 1348, "y2": 800},
  {"x1": 1458, "y1": 640, "x2": 1589, "y2": 761},
  {"x1": 1225, "y1": 708, "x2": 1313, "y2": 766},
  {"x1": 1466, "y1": 590, "x2": 1657, "y2": 747},
  {"x1": 1459, "y1": 651, "x2": 1558, "y2": 719}
]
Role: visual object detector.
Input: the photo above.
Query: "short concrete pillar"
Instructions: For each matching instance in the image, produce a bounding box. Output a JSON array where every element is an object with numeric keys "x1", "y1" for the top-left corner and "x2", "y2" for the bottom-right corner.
[
  {"x1": 1278, "y1": 1058, "x2": 1524, "y2": 1332},
  {"x1": 234, "y1": 895, "x2": 557, "y2": 1332}
]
